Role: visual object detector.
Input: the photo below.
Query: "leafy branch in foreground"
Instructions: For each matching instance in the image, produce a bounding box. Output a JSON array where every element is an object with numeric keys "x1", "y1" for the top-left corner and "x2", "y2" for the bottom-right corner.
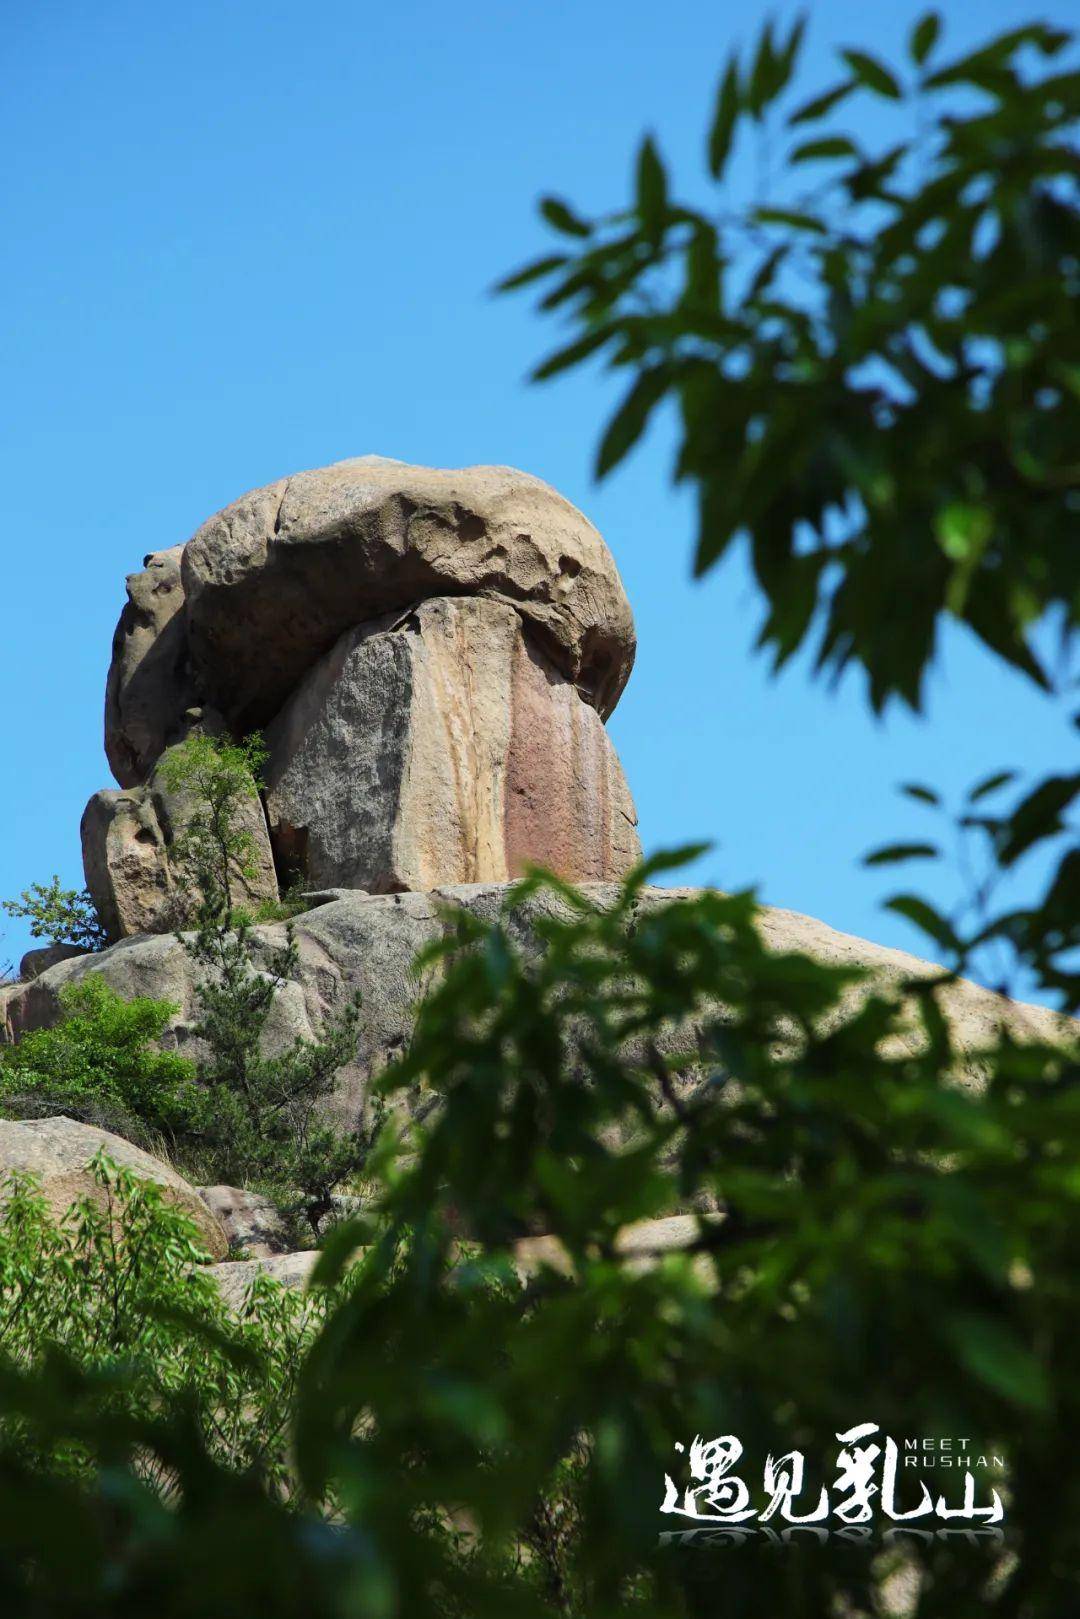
[
  {"x1": 866, "y1": 762, "x2": 1080, "y2": 1011},
  {"x1": 501, "y1": 15, "x2": 1080, "y2": 712},
  {"x1": 3, "y1": 860, "x2": 1075, "y2": 1614}
]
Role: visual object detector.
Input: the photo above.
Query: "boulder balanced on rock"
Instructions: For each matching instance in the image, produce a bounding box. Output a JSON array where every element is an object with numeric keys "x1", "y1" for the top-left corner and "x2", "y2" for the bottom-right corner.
[{"x1": 85, "y1": 457, "x2": 641, "y2": 937}]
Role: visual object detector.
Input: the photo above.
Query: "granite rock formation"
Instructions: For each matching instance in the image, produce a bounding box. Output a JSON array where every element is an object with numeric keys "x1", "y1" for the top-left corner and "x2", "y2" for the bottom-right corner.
[
  {"x1": 0, "y1": 1115, "x2": 228, "y2": 1258},
  {"x1": 263, "y1": 596, "x2": 639, "y2": 892},
  {"x1": 4, "y1": 885, "x2": 1073, "y2": 1136},
  {"x1": 88, "y1": 457, "x2": 640, "y2": 936},
  {"x1": 81, "y1": 740, "x2": 278, "y2": 943}
]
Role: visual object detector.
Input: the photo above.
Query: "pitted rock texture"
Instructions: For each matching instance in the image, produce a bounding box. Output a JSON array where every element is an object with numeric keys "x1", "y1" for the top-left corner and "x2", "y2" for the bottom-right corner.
[
  {"x1": 82, "y1": 742, "x2": 278, "y2": 942},
  {"x1": 180, "y1": 456, "x2": 635, "y2": 731},
  {"x1": 3, "y1": 886, "x2": 1073, "y2": 1135},
  {"x1": 105, "y1": 546, "x2": 200, "y2": 789},
  {"x1": 198, "y1": 1185, "x2": 291, "y2": 1258},
  {"x1": 0, "y1": 1116, "x2": 228, "y2": 1259},
  {"x1": 263, "y1": 597, "x2": 640, "y2": 892}
]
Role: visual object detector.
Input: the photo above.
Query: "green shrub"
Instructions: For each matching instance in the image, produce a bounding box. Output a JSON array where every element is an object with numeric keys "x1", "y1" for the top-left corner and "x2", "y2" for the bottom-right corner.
[
  {"x1": 0, "y1": 1154, "x2": 335, "y2": 1495},
  {"x1": 0, "y1": 977, "x2": 198, "y2": 1146}
]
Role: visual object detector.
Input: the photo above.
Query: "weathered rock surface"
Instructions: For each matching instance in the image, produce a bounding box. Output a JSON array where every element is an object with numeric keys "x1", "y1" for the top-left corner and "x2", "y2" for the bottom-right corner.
[
  {"x1": 198, "y1": 1185, "x2": 291, "y2": 1258},
  {"x1": 208, "y1": 1249, "x2": 319, "y2": 1310},
  {"x1": 264, "y1": 597, "x2": 640, "y2": 892},
  {"x1": 0, "y1": 1115, "x2": 228, "y2": 1258},
  {"x1": 81, "y1": 742, "x2": 278, "y2": 942},
  {"x1": 181, "y1": 457, "x2": 636, "y2": 731},
  {"x1": 105, "y1": 546, "x2": 200, "y2": 788},
  {"x1": 4, "y1": 887, "x2": 1073, "y2": 1134},
  {"x1": 19, "y1": 944, "x2": 88, "y2": 982}
]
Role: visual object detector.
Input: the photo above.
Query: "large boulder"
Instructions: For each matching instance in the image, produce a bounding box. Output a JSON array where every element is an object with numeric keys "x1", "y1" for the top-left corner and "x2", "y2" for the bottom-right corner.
[
  {"x1": 181, "y1": 457, "x2": 636, "y2": 732},
  {"x1": 207, "y1": 1249, "x2": 319, "y2": 1310},
  {"x1": 105, "y1": 546, "x2": 201, "y2": 789},
  {"x1": 81, "y1": 741, "x2": 279, "y2": 942},
  {"x1": 263, "y1": 597, "x2": 640, "y2": 892},
  {"x1": 198, "y1": 1185, "x2": 291, "y2": 1258},
  {"x1": 0, "y1": 1115, "x2": 228, "y2": 1259},
  {"x1": 19, "y1": 944, "x2": 88, "y2": 982},
  {"x1": 3, "y1": 886, "x2": 1073, "y2": 1133}
]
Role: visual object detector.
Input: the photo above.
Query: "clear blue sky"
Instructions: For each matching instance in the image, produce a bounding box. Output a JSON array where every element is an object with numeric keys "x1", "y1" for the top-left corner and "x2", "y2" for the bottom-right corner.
[{"x1": 1, "y1": 0, "x2": 1073, "y2": 989}]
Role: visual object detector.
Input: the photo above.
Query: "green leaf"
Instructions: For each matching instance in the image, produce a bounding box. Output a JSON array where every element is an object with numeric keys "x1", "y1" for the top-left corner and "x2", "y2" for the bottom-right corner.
[
  {"x1": 909, "y1": 12, "x2": 941, "y2": 66},
  {"x1": 531, "y1": 326, "x2": 615, "y2": 381},
  {"x1": 900, "y1": 783, "x2": 942, "y2": 807},
  {"x1": 924, "y1": 25, "x2": 1069, "y2": 90},
  {"x1": 636, "y1": 136, "x2": 668, "y2": 238},
  {"x1": 863, "y1": 843, "x2": 940, "y2": 866},
  {"x1": 943, "y1": 1311, "x2": 1051, "y2": 1413},
  {"x1": 595, "y1": 367, "x2": 669, "y2": 478},
  {"x1": 539, "y1": 196, "x2": 591, "y2": 238},
  {"x1": 935, "y1": 502, "x2": 993, "y2": 561},
  {"x1": 791, "y1": 136, "x2": 859, "y2": 163},
  {"x1": 999, "y1": 774, "x2": 1080, "y2": 867},
  {"x1": 708, "y1": 59, "x2": 741, "y2": 178},
  {"x1": 840, "y1": 48, "x2": 902, "y2": 98},
  {"x1": 884, "y1": 895, "x2": 960, "y2": 955},
  {"x1": 682, "y1": 222, "x2": 721, "y2": 313},
  {"x1": 967, "y1": 770, "x2": 1017, "y2": 804},
  {"x1": 752, "y1": 207, "x2": 827, "y2": 234},
  {"x1": 787, "y1": 80, "x2": 854, "y2": 125},
  {"x1": 636, "y1": 843, "x2": 712, "y2": 881},
  {"x1": 747, "y1": 21, "x2": 778, "y2": 119},
  {"x1": 494, "y1": 254, "x2": 568, "y2": 294}
]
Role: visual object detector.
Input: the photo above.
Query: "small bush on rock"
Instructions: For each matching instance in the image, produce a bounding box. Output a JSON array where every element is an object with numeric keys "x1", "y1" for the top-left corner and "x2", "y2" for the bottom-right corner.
[{"x1": 0, "y1": 977, "x2": 198, "y2": 1148}]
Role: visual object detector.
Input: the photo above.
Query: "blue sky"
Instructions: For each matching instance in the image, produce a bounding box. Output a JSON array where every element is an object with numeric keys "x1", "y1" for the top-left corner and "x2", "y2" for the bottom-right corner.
[{"x1": 2, "y1": 0, "x2": 1074, "y2": 990}]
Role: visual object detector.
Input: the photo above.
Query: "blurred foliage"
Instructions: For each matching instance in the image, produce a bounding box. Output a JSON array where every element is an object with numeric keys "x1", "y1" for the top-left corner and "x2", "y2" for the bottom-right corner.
[
  {"x1": 0, "y1": 14, "x2": 1077, "y2": 1615},
  {"x1": 0, "y1": 862, "x2": 1077, "y2": 1613},
  {"x1": 864, "y1": 762, "x2": 1080, "y2": 1012},
  {"x1": 0, "y1": 1155, "x2": 334, "y2": 1495},
  {"x1": 500, "y1": 11, "x2": 1080, "y2": 1016},
  {"x1": 500, "y1": 15, "x2": 1079, "y2": 712}
]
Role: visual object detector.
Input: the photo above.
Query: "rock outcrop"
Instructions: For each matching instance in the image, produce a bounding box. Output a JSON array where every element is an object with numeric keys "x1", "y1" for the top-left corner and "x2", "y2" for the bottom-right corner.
[
  {"x1": 81, "y1": 741, "x2": 279, "y2": 943},
  {"x1": 197, "y1": 1185, "x2": 291, "y2": 1258},
  {"x1": 263, "y1": 597, "x2": 639, "y2": 892},
  {"x1": 105, "y1": 546, "x2": 198, "y2": 789},
  {"x1": 207, "y1": 1249, "x2": 320, "y2": 1310},
  {"x1": 204, "y1": 1214, "x2": 726, "y2": 1309},
  {"x1": 181, "y1": 457, "x2": 635, "y2": 730},
  {"x1": 18, "y1": 944, "x2": 87, "y2": 982},
  {"x1": 0, "y1": 1115, "x2": 228, "y2": 1258},
  {"x1": 4, "y1": 886, "x2": 1073, "y2": 1135},
  {"x1": 90, "y1": 457, "x2": 639, "y2": 935}
]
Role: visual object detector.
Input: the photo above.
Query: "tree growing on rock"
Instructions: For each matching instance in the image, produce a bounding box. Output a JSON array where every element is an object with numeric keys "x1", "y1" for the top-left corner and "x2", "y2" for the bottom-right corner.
[
  {"x1": 2, "y1": 877, "x2": 107, "y2": 953},
  {"x1": 159, "y1": 731, "x2": 372, "y2": 1240}
]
